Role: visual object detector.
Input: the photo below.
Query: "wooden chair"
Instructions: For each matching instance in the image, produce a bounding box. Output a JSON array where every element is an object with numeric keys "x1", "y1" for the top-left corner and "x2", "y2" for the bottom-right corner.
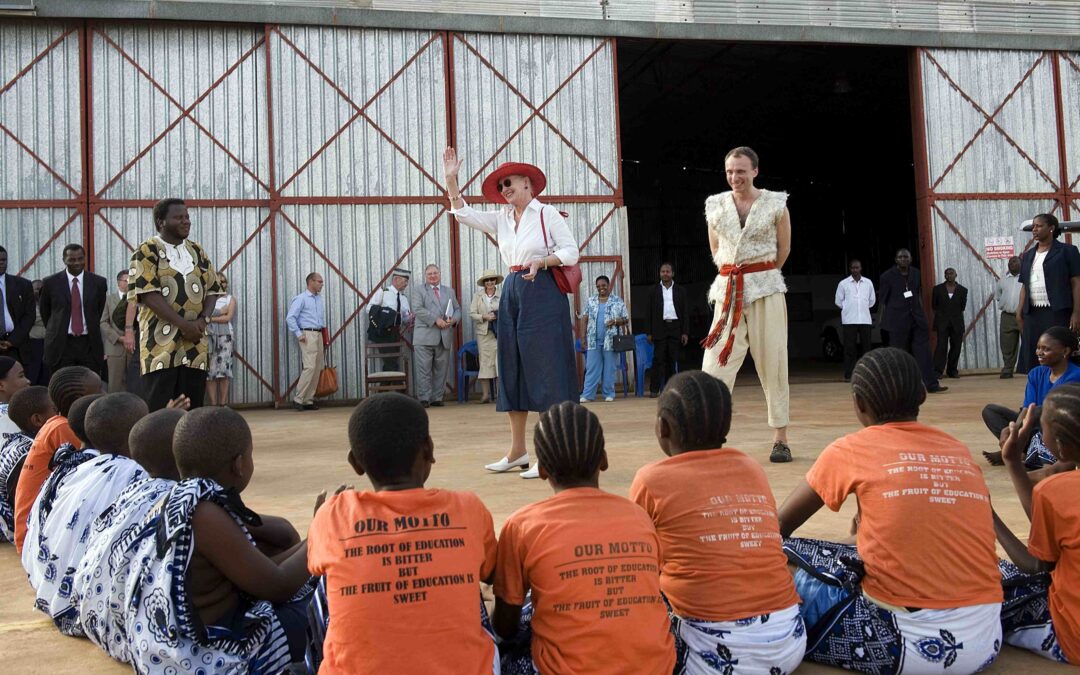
[{"x1": 365, "y1": 341, "x2": 410, "y2": 397}]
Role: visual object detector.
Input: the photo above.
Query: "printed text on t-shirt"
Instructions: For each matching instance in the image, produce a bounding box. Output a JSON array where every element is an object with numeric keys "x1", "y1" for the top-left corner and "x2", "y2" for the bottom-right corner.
[
  {"x1": 881, "y1": 453, "x2": 988, "y2": 506},
  {"x1": 550, "y1": 541, "x2": 660, "y2": 620}
]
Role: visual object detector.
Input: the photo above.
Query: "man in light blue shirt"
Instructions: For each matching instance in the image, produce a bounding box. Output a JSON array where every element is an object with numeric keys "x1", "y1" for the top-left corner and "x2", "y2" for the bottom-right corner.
[{"x1": 286, "y1": 272, "x2": 326, "y2": 410}]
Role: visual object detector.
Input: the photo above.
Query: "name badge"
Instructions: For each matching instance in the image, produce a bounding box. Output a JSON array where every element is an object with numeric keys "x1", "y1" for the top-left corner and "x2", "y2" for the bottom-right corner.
[{"x1": 903, "y1": 290, "x2": 914, "y2": 299}]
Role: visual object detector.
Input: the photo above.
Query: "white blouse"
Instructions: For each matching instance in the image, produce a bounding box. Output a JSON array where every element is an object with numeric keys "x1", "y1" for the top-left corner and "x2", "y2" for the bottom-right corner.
[
  {"x1": 451, "y1": 198, "x2": 579, "y2": 268},
  {"x1": 1030, "y1": 250, "x2": 1050, "y2": 307}
]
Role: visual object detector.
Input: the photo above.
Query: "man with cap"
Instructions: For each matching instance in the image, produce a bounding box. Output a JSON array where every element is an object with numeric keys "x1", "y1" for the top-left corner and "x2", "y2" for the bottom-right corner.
[{"x1": 368, "y1": 268, "x2": 413, "y2": 372}]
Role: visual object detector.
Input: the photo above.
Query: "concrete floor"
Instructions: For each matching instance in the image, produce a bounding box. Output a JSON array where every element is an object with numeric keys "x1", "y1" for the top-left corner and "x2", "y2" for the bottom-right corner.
[{"x1": 0, "y1": 371, "x2": 1071, "y2": 673}]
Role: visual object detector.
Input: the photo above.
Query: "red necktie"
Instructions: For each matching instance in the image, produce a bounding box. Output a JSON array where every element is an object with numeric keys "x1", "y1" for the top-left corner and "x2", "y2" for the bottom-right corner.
[
  {"x1": 71, "y1": 278, "x2": 84, "y2": 335},
  {"x1": 433, "y1": 286, "x2": 441, "y2": 302}
]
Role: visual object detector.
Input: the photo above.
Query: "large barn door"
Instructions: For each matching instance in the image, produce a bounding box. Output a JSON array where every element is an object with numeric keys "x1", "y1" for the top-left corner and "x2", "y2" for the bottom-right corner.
[{"x1": 912, "y1": 48, "x2": 1076, "y2": 370}]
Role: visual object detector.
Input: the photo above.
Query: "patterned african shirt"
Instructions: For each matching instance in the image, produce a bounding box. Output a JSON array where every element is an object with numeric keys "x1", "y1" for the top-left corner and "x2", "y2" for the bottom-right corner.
[{"x1": 128, "y1": 236, "x2": 222, "y2": 375}]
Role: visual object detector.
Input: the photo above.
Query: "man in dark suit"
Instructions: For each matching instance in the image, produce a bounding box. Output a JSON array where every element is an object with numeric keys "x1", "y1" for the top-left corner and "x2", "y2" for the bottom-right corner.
[
  {"x1": 40, "y1": 243, "x2": 108, "y2": 374},
  {"x1": 931, "y1": 268, "x2": 968, "y2": 378},
  {"x1": 0, "y1": 246, "x2": 37, "y2": 366},
  {"x1": 645, "y1": 262, "x2": 689, "y2": 397},
  {"x1": 878, "y1": 248, "x2": 946, "y2": 393}
]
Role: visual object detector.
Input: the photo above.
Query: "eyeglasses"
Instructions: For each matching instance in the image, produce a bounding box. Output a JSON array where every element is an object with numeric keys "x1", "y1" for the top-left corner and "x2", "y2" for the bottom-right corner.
[{"x1": 499, "y1": 178, "x2": 514, "y2": 190}]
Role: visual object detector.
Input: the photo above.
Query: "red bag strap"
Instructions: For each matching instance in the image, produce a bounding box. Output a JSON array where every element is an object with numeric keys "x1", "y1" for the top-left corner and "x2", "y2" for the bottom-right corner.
[{"x1": 538, "y1": 206, "x2": 571, "y2": 255}]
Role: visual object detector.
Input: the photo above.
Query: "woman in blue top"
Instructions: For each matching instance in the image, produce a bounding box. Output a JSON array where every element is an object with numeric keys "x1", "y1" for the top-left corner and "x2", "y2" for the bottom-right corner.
[
  {"x1": 983, "y1": 325, "x2": 1080, "y2": 465},
  {"x1": 578, "y1": 275, "x2": 628, "y2": 403}
]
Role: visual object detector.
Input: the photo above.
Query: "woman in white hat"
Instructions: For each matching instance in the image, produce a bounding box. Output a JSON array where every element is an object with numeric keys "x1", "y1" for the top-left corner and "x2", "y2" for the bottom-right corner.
[
  {"x1": 469, "y1": 269, "x2": 502, "y2": 403},
  {"x1": 443, "y1": 147, "x2": 579, "y2": 479}
]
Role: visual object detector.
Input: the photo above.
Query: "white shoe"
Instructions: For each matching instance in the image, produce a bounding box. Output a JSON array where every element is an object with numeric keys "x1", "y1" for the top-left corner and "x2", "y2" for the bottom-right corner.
[
  {"x1": 520, "y1": 465, "x2": 541, "y2": 479},
  {"x1": 604, "y1": 396, "x2": 615, "y2": 402},
  {"x1": 579, "y1": 396, "x2": 589, "y2": 403},
  {"x1": 484, "y1": 455, "x2": 530, "y2": 473}
]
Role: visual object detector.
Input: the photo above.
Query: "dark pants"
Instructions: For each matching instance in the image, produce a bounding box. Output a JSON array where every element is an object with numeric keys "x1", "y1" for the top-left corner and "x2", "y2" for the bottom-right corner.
[
  {"x1": 52, "y1": 335, "x2": 102, "y2": 374},
  {"x1": 25, "y1": 338, "x2": 48, "y2": 385},
  {"x1": 885, "y1": 315, "x2": 940, "y2": 389},
  {"x1": 1000, "y1": 311, "x2": 1020, "y2": 374},
  {"x1": 370, "y1": 327, "x2": 402, "y2": 371},
  {"x1": 982, "y1": 403, "x2": 1041, "y2": 441},
  {"x1": 141, "y1": 366, "x2": 207, "y2": 411},
  {"x1": 933, "y1": 322, "x2": 963, "y2": 377},
  {"x1": 841, "y1": 324, "x2": 872, "y2": 379},
  {"x1": 649, "y1": 325, "x2": 681, "y2": 394},
  {"x1": 1019, "y1": 306, "x2": 1072, "y2": 374}
]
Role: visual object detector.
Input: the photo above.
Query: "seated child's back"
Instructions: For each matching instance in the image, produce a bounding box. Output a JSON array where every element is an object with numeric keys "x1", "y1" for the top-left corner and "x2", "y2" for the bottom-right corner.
[
  {"x1": 308, "y1": 393, "x2": 497, "y2": 674},
  {"x1": 494, "y1": 402, "x2": 674, "y2": 675},
  {"x1": 0, "y1": 386, "x2": 53, "y2": 543}
]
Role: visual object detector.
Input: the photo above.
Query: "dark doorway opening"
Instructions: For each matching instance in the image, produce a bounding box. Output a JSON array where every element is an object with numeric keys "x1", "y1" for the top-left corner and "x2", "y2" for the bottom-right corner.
[{"x1": 618, "y1": 39, "x2": 919, "y2": 372}]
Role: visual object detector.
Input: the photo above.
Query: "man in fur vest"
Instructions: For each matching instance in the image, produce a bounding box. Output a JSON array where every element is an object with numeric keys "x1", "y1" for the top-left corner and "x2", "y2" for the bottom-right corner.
[{"x1": 702, "y1": 146, "x2": 794, "y2": 462}]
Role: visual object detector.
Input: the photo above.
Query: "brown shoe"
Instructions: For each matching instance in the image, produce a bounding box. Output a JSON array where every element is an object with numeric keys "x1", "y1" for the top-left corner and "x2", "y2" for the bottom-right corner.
[{"x1": 769, "y1": 441, "x2": 793, "y2": 463}]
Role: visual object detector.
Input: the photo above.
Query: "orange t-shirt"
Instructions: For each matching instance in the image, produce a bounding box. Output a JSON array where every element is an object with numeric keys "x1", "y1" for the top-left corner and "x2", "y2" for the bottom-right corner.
[
  {"x1": 806, "y1": 421, "x2": 1002, "y2": 609},
  {"x1": 630, "y1": 449, "x2": 800, "y2": 621},
  {"x1": 307, "y1": 488, "x2": 497, "y2": 675},
  {"x1": 1028, "y1": 470, "x2": 1080, "y2": 663},
  {"x1": 495, "y1": 487, "x2": 675, "y2": 675},
  {"x1": 13, "y1": 415, "x2": 78, "y2": 551}
]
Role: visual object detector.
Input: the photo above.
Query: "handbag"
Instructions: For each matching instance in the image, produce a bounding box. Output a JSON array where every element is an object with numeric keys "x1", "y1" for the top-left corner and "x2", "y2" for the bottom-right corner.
[
  {"x1": 611, "y1": 326, "x2": 635, "y2": 352},
  {"x1": 367, "y1": 304, "x2": 398, "y2": 342},
  {"x1": 315, "y1": 328, "x2": 338, "y2": 398},
  {"x1": 539, "y1": 207, "x2": 583, "y2": 295}
]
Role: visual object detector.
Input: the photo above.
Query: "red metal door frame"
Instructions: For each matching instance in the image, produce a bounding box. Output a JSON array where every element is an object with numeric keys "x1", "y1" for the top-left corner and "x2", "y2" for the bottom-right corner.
[{"x1": 910, "y1": 47, "x2": 1076, "y2": 346}]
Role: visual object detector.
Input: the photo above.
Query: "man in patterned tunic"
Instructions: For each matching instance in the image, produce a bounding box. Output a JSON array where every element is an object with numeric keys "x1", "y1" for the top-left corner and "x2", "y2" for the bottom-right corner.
[{"x1": 128, "y1": 199, "x2": 222, "y2": 411}]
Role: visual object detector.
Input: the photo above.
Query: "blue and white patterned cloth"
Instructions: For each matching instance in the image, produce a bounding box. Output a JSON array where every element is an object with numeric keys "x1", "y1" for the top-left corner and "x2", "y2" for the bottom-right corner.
[
  {"x1": 73, "y1": 476, "x2": 176, "y2": 664},
  {"x1": 22, "y1": 446, "x2": 146, "y2": 635},
  {"x1": 785, "y1": 537, "x2": 1003, "y2": 675},
  {"x1": 579, "y1": 294, "x2": 629, "y2": 351},
  {"x1": 0, "y1": 431, "x2": 33, "y2": 542},
  {"x1": 121, "y1": 478, "x2": 311, "y2": 674},
  {"x1": 999, "y1": 559, "x2": 1069, "y2": 664},
  {"x1": 671, "y1": 604, "x2": 806, "y2": 675},
  {"x1": 1025, "y1": 432, "x2": 1057, "y2": 470}
]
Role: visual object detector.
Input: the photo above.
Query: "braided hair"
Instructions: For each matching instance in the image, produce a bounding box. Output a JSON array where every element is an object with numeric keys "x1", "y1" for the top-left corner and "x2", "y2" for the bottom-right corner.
[
  {"x1": 533, "y1": 402, "x2": 605, "y2": 483},
  {"x1": 850, "y1": 348, "x2": 926, "y2": 423},
  {"x1": 48, "y1": 366, "x2": 99, "y2": 417},
  {"x1": 1042, "y1": 383, "x2": 1080, "y2": 461},
  {"x1": 657, "y1": 371, "x2": 732, "y2": 451}
]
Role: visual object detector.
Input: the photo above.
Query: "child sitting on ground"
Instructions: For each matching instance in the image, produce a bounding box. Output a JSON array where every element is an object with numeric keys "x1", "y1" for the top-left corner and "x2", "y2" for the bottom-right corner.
[
  {"x1": 0, "y1": 356, "x2": 31, "y2": 435},
  {"x1": 76, "y1": 408, "x2": 185, "y2": 664},
  {"x1": 993, "y1": 384, "x2": 1080, "y2": 665},
  {"x1": 493, "y1": 401, "x2": 675, "y2": 675},
  {"x1": 630, "y1": 371, "x2": 805, "y2": 673},
  {"x1": 306, "y1": 392, "x2": 498, "y2": 674},
  {"x1": 779, "y1": 348, "x2": 1003, "y2": 674},
  {"x1": 0, "y1": 386, "x2": 54, "y2": 543},
  {"x1": 23, "y1": 392, "x2": 149, "y2": 634},
  {"x1": 122, "y1": 406, "x2": 315, "y2": 673},
  {"x1": 13, "y1": 366, "x2": 102, "y2": 551}
]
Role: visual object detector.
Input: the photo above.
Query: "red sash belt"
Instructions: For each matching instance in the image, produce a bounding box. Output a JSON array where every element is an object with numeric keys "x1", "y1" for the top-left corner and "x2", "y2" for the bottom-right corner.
[
  {"x1": 508, "y1": 265, "x2": 529, "y2": 273},
  {"x1": 701, "y1": 261, "x2": 777, "y2": 366}
]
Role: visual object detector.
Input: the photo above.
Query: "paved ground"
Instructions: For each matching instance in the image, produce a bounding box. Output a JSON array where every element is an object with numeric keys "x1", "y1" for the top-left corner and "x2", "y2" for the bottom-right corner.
[{"x1": 0, "y1": 370, "x2": 1071, "y2": 673}]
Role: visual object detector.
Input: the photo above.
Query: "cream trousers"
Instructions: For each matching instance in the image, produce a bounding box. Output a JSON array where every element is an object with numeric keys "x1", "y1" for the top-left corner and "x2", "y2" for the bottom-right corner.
[
  {"x1": 294, "y1": 334, "x2": 324, "y2": 405},
  {"x1": 702, "y1": 292, "x2": 790, "y2": 428}
]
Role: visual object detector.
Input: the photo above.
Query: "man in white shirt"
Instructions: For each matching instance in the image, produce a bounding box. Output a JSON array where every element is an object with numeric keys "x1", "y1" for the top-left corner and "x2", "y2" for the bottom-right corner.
[
  {"x1": 368, "y1": 268, "x2": 414, "y2": 371},
  {"x1": 834, "y1": 259, "x2": 876, "y2": 381},
  {"x1": 995, "y1": 256, "x2": 1022, "y2": 379}
]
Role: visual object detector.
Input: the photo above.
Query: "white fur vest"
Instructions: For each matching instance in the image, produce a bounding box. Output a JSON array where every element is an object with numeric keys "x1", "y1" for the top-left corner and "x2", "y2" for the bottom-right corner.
[{"x1": 705, "y1": 189, "x2": 788, "y2": 306}]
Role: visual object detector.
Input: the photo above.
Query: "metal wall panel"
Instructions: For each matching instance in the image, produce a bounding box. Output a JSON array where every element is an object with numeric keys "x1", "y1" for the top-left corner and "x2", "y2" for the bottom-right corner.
[
  {"x1": 94, "y1": 206, "x2": 276, "y2": 404},
  {"x1": 0, "y1": 208, "x2": 82, "y2": 280},
  {"x1": 0, "y1": 21, "x2": 81, "y2": 201},
  {"x1": 930, "y1": 199, "x2": 1054, "y2": 370},
  {"x1": 276, "y1": 204, "x2": 452, "y2": 401},
  {"x1": 921, "y1": 49, "x2": 1059, "y2": 194},
  {"x1": 1062, "y1": 53, "x2": 1080, "y2": 194},
  {"x1": 270, "y1": 26, "x2": 446, "y2": 198},
  {"x1": 90, "y1": 23, "x2": 269, "y2": 200},
  {"x1": 452, "y1": 33, "x2": 619, "y2": 198}
]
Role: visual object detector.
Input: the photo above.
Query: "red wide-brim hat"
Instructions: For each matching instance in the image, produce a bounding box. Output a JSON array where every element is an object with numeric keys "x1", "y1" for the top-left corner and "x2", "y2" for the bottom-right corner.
[{"x1": 481, "y1": 162, "x2": 547, "y2": 203}]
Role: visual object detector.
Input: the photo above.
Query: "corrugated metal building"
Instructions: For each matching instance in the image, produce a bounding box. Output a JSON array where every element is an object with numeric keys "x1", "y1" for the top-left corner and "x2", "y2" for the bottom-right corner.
[{"x1": 0, "y1": 1, "x2": 1076, "y2": 402}]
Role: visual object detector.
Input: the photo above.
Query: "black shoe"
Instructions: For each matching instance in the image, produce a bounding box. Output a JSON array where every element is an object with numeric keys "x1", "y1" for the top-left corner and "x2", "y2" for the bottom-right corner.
[
  {"x1": 947, "y1": 372, "x2": 960, "y2": 379},
  {"x1": 430, "y1": 400, "x2": 444, "y2": 407},
  {"x1": 421, "y1": 401, "x2": 430, "y2": 408},
  {"x1": 303, "y1": 403, "x2": 320, "y2": 410},
  {"x1": 926, "y1": 384, "x2": 949, "y2": 393},
  {"x1": 291, "y1": 401, "x2": 304, "y2": 411},
  {"x1": 769, "y1": 441, "x2": 793, "y2": 463},
  {"x1": 1000, "y1": 372, "x2": 1014, "y2": 379}
]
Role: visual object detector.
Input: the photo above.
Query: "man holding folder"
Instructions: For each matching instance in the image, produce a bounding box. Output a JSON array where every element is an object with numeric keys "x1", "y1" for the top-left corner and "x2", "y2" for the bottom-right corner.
[{"x1": 413, "y1": 264, "x2": 460, "y2": 407}]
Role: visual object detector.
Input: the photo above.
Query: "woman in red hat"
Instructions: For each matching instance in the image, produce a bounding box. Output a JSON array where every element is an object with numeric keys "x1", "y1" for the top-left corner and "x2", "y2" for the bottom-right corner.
[{"x1": 443, "y1": 147, "x2": 579, "y2": 479}]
